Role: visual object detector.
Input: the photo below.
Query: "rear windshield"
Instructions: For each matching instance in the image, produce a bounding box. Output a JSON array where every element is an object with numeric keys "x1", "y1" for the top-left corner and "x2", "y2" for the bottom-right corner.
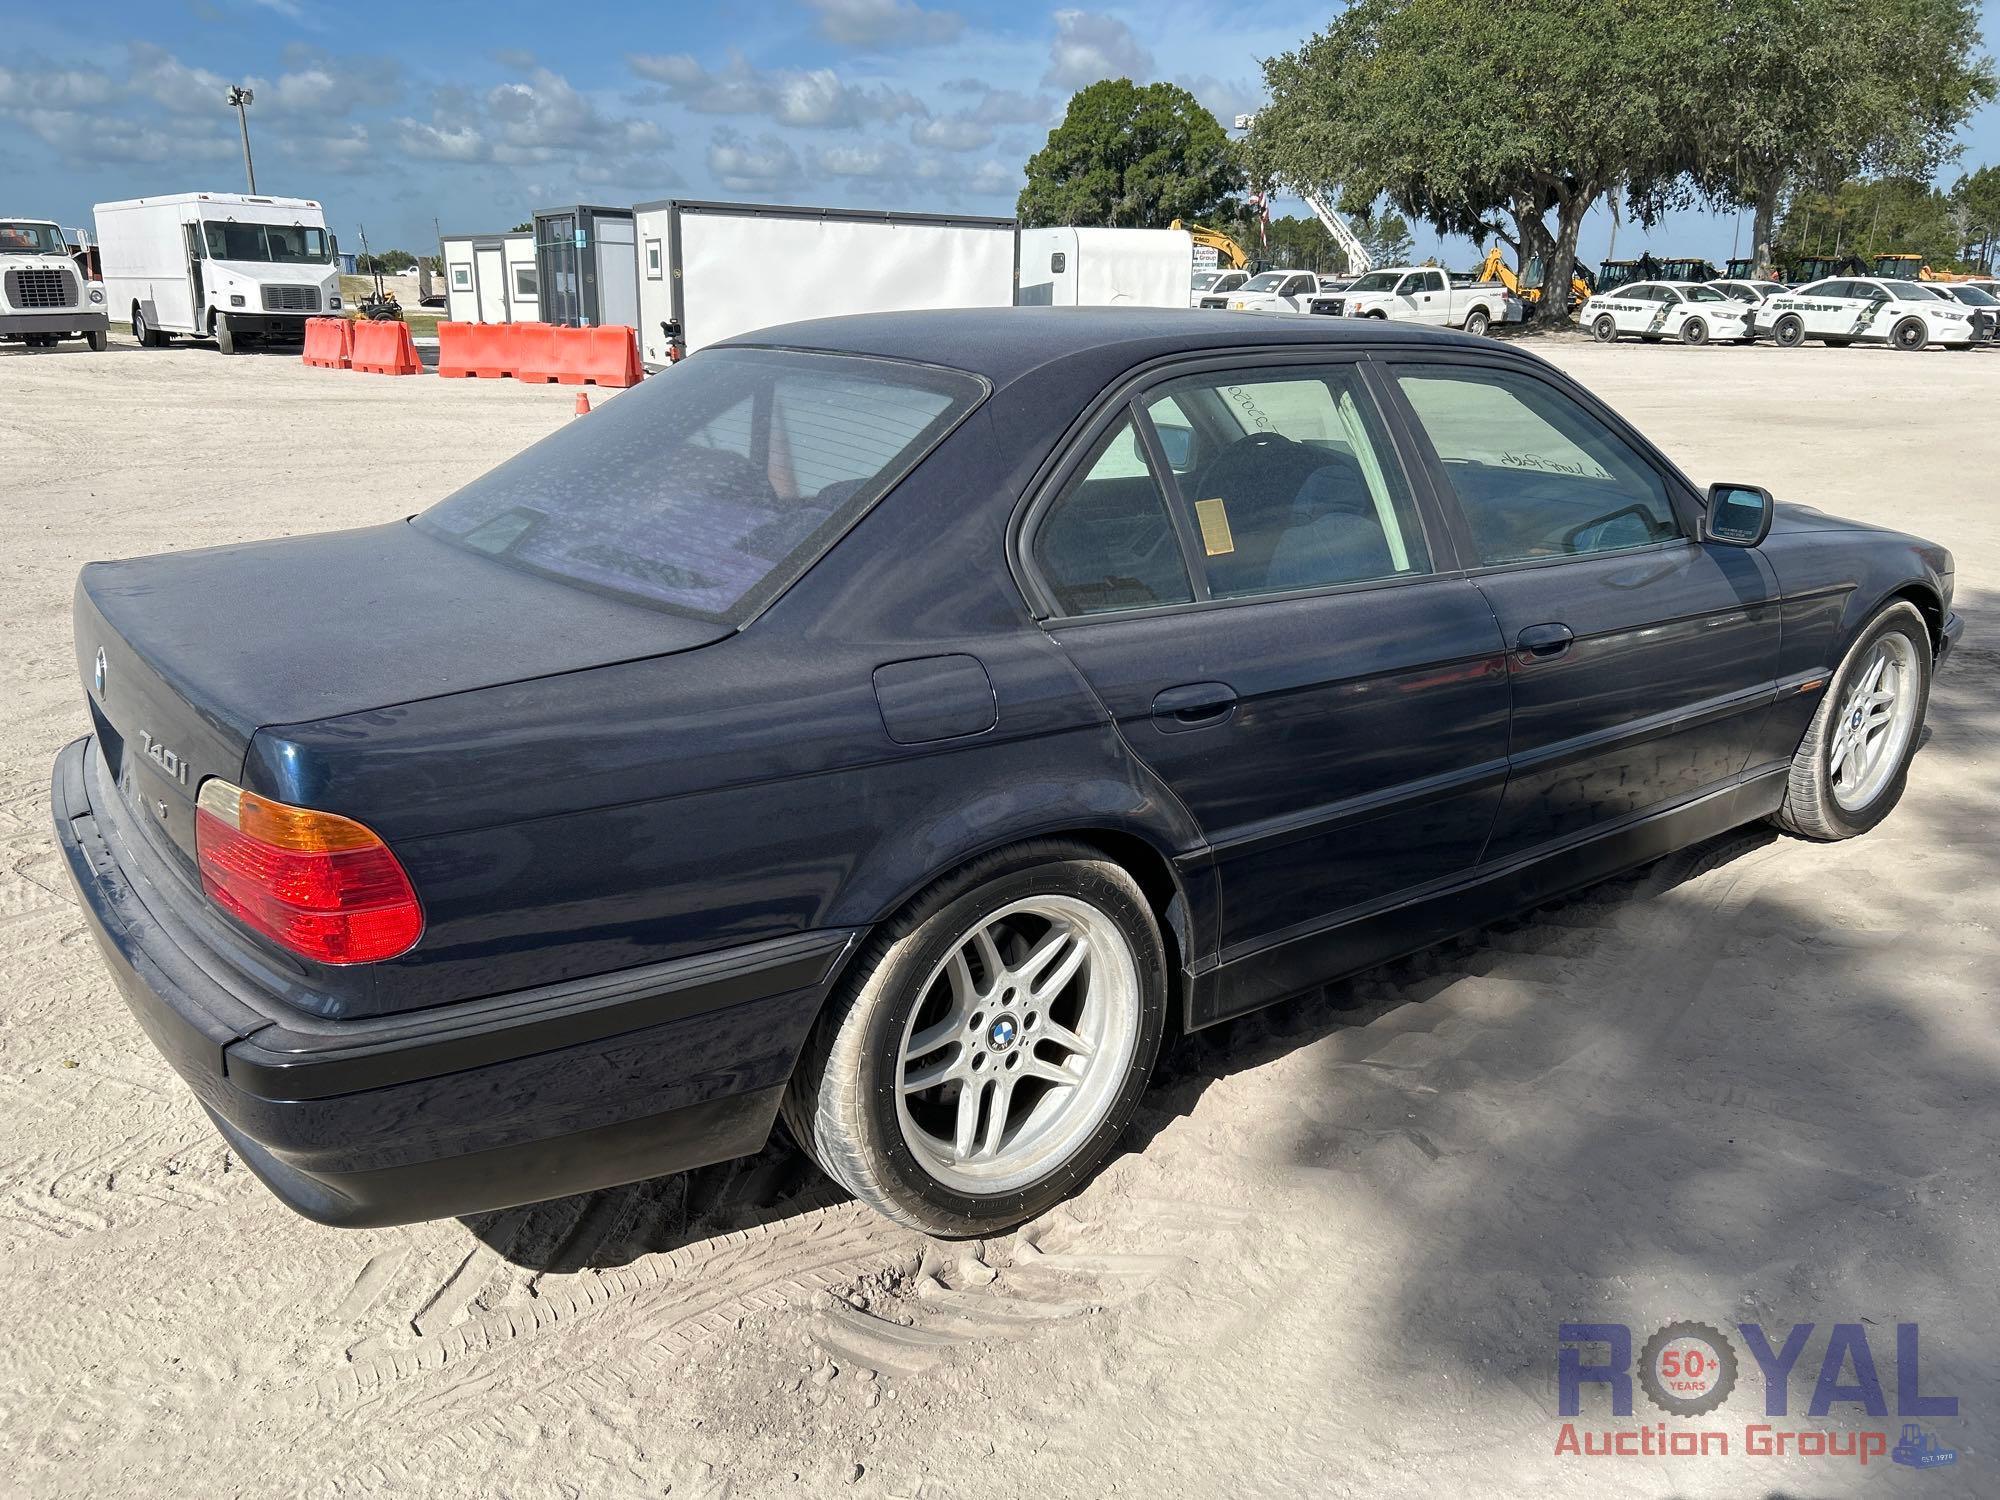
[{"x1": 417, "y1": 347, "x2": 985, "y2": 622}]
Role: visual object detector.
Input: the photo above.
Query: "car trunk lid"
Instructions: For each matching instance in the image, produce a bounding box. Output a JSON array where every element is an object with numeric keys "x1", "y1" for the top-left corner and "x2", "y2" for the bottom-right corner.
[{"x1": 74, "y1": 519, "x2": 731, "y2": 871}]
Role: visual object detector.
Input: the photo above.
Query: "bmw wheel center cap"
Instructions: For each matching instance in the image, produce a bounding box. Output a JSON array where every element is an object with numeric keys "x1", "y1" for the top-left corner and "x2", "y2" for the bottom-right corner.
[{"x1": 988, "y1": 1016, "x2": 1018, "y2": 1051}]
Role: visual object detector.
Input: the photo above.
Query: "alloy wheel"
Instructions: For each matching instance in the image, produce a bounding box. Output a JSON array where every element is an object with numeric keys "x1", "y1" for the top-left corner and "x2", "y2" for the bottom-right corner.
[
  {"x1": 1830, "y1": 633, "x2": 1921, "y2": 812},
  {"x1": 894, "y1": 894, "x2": 1141, "y2": 1195}
]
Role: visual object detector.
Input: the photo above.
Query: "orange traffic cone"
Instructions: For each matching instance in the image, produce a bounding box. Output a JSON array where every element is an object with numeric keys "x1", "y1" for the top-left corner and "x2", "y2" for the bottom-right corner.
[{"x1": 573, "y1": 391, "x2": 591, "y2": 416}]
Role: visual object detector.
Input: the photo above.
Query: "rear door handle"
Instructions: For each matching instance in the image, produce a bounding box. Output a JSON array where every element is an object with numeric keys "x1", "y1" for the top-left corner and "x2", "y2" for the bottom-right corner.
[
  {"x1": 1516, "y1": 622, "x2": 1575, "y2": 658},
  {"x1": 1151, "y1": 682, "x2": 1237, "y2": 732}
]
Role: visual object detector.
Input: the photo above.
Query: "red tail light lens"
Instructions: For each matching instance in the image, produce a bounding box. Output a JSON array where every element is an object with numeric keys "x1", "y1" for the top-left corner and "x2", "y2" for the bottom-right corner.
[{"x1": 194, "y1": 780, "x2": 423, "y2": 964}]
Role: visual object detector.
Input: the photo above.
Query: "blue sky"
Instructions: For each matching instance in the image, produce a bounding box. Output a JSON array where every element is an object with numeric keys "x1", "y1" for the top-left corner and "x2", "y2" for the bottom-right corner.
[{"x1": 5, "y1": 0, "x2": 1999, "y2": 269}]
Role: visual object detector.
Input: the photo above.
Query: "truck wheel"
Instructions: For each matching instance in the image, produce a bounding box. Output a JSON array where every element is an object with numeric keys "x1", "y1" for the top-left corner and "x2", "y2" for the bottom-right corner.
[
  {"x1": 1680, "y1": 316, "x2": 1709, "y2": 345},
  {"x1": 1772, "y1": 314, "x2": 1806, "y2": 348},
  {"x1": 86, "y1": 329, "x2": 108, "y2": 352},
  {"x1": 215, "y1": 315, "x2": 238, "y2": 355},
  {"x1": 132, "y1": 306, "x2": 163, "y2": 347},
  {"x1": 1463, "y1": 308, "x2": 1491, "y2": 337},
  {"x1": 1889, "y1": 317, "x2": 1928, "y2": 351},
  {"x1": 1771, "y1": 601, "x2": 1931, "y2": 840},
  {"x1": 783, "y1": 838, "x2": 1168, "y2": 1237},
  {"x1": 1591, "y1": 314, "x2": 1618, "y2": 342}
]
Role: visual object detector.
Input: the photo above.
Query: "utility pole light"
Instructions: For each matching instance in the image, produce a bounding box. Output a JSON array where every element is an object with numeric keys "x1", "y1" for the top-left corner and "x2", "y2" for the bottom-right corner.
[{"x1": 226, "y1": 85, "x2": 257, "y2": 194}]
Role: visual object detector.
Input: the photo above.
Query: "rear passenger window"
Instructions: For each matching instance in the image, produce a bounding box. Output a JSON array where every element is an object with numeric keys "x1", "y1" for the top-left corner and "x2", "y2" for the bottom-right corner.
[
  {"x1": 1032, "y1": 416, "x2": 1194, "y2": 617},
  {"x1": 1143, "y1": 366, "x2": 1430, "y2": 599},
  {"x1": 1394, "y1": 367, "x2": 1681, "y2": 565}
]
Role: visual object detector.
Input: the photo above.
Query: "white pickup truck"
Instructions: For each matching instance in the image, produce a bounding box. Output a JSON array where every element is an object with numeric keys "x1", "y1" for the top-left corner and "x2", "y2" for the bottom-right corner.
[
  {"x1": 1307, "y1": 265, "x2": 1522, "y2": 336},
  {"x1": 1195, "y1": 268, "x2": 1336, "y2": 313}
]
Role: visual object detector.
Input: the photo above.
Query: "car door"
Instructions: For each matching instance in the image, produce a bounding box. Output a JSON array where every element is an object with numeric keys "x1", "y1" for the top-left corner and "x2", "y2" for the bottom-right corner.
[
  {"x1": 1021, "y1": 355, "x2": 1511, "y2": 1002},
  {"x1": 1608, "y1": 284, "x2": 1657, "y2": 336},
  {"x1": 1382, "y1": 356, "x2": 1783, "y2": 862},
  {"x1": 1280, "y1": 273, "x2": 1316, "y2": 311},
  {"x1": 1401, "y1": 269, "x2": 1445, "y2": 325}
]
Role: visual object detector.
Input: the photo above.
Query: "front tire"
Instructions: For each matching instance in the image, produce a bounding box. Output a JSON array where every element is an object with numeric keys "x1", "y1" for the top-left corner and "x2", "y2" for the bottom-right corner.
[
  {"x1": 1591, "y1": 314, "x2": 1618, "y2": 342},
  {"x1": 1680, "y1": 316, "x2": 1710, "y2": 346},
  {"x1": 1772, "y1": 313, "x2": 1806, "y2": 348},
  {"x1": 1771, "y1": 601, "x2": 1932, "y2": 840},
  {"x1": 784, "y1": 840, "x2": 1169, "y2": 1236},
  {"x1": 86, "y1": 328, "x2": 108, "y2": 352},
  {"x1": 1890, "y1": 317, "x2": 1928, "y2": 351},
  {"x1": 215, "y1": 313, "x2": 238, "y2": 355}
]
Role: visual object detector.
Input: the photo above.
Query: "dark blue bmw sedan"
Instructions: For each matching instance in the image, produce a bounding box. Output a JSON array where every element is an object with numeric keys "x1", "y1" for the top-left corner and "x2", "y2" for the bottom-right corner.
[{"x1": 54, "y1": 309, "x2": 1960, "y2": 1236}]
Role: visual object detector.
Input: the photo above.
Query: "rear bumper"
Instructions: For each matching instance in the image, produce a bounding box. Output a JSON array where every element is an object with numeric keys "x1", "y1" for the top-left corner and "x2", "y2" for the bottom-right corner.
[
  {"x1": 0, "y1": 310, "x2": 108, "y2": 337},
  {"x1": 52, "y1": 736, "x2": 856, "y2": 1227}
]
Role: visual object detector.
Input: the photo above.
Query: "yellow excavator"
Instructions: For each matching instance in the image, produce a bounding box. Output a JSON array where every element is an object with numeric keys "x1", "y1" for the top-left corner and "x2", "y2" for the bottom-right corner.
[
  {"x1": 1474, "y1": 246, "x2": 1594, "y2": 307},
  {"x1": 1871, "y1": 252, "x2": 1980, "y2": 283},
  {"x1": 1171, "y1": 219, "x2": 1251, "y2": 270}
]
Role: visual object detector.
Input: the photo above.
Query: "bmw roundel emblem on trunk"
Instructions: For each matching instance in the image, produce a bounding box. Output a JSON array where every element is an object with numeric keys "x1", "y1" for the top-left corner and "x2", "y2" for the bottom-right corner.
[{"x1": 93, "y1": 647, "x2": 107, "y2": 699}]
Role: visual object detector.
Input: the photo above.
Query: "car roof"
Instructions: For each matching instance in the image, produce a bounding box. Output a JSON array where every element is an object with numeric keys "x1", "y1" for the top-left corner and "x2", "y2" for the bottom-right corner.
[{"x1": 716, "y1": 306, "x2": 1486, "y2": 390}]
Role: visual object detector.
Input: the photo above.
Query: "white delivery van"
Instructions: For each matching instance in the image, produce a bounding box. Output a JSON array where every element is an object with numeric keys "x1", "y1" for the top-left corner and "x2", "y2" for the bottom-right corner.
[
  {"x1": 1017, "y1": 227, "x2": 1194, "y2": 308},
  {"x1": 95, "y1": 192, "x2": 341, "y2": 353},
  {"x1": 0, "y1": 217, "x2": 107, "y2": 349},
  {"x1": 441, "y1": 231, "x2": 539, "y2": 324},
  {"x1": 632, "y1": 200, "x2": 1018, "y2": 366}
]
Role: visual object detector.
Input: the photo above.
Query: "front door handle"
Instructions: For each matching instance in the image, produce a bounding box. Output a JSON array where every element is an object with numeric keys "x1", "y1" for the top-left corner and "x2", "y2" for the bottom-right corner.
[
  {"x1": 1151, "y1": 682, "x2": 1237, "y2": 732},
  {"x1": 1516, "y1": 622, "x2": 1575, "y2": 658}
]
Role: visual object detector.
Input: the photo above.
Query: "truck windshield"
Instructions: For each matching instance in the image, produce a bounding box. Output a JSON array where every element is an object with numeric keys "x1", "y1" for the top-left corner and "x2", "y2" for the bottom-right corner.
[
  {"x1": 203, "y1": 222, "x2": 331, "y2": 263},
  {"x1": 0, "y1": 222, "x2": 67, "y2": 255},
  {"x1": 417, "y1": 347, "x2": 987, "y2": 623}
]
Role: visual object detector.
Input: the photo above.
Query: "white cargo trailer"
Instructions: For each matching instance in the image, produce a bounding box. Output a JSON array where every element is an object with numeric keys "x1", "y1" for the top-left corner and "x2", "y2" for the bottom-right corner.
[
  {"x1": 94, "y1": 192, "x2": 340, "y2": 353},
  {"x1": 1016, "y1": 227, "x2": 1193, "y2": 308},
  {"x1": 631, "y1": 199, "x2": 1018, "y2": 366},
  {"x1": 441, "y1": 231, "x2": 539, "y2": 324}
]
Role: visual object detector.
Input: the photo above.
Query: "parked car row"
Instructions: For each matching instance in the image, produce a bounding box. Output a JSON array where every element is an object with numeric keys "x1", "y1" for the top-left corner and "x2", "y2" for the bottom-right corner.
[
  {"x1": 1581, "y1": 275, "x2": 1999, "y2": 350},
  {"x1": 1193, "y1": 264, "x2": 1524, "y2": 336}
]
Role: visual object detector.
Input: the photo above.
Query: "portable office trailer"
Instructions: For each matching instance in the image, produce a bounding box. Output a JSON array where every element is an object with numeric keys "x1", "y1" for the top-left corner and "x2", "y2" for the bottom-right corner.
[
  {"x1": 631, "y1": 199, "x2": 1018, "y2": 366},
  {"x1": 532, "y1": 205, "x2": 637, "y2": 328},
  {"x1": 440, "y1": 231, "x2": 539, "y2": 323},
  {"x1": 1017, "y1": 227, "x2": 1194, "y2": 308}
]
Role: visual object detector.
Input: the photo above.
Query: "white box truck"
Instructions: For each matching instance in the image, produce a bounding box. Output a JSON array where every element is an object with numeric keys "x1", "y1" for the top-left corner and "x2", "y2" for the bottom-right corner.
[
  {"x1": 1016, "y1": 227, "x2": 1194, "y2": 308},
  {"x1": 94, "y1": 192, "x2": 342, "y2": 353},
  {"x1": 632, "y1": 200, "x2": 1018, "y2": 366},
  {"x1": 0, "y1": 217, "x2": 108, "y2": 349}
]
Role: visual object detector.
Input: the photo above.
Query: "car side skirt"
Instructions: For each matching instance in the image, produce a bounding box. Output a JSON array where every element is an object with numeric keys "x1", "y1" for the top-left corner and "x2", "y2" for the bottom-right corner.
[{"x1": 1186, "y1": 761, "x2": 1791, "y2": 1027}]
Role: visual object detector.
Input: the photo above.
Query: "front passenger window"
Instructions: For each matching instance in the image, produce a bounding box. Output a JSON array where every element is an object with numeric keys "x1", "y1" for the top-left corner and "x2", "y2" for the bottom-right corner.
[{"x1": 1394, "y1": 367, "x2": 1682, "y2": 565}]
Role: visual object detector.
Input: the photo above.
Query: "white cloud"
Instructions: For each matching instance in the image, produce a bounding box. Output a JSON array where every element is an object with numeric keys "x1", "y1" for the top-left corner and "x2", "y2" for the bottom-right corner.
[
  {"x1": 127, "y1": 42, "x2": 236, "y2": 115},
  {"x1": 804, "y1": 0, "x2": 964, "y2": 48},
  {"x1": 398, "y1": 68, "x2": 665, "y2": 167},
  {"x1": 1043, "y1": 10, "x2": 1153, "y2": 90},
  {"x1": 911, "y1": 114, "x2": 993, "y2": 152},
  {"x1": 627, "y1": 51, "x2": 923, "y2": 128},
  {"x1": 708, "y1": 128, "x2": 804, "y2": 192},
  {"x1": 0, "y1": 62, "x2": 115, "y2": 110}
]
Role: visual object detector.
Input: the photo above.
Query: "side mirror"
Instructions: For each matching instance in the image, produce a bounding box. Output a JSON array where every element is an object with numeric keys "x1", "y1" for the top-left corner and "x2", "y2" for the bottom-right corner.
[
  {"x1": 1704, "y1": 482, "x2": 1773, "y2": 547},
  {"x1": 1154, "y1": 423, "x2": 1195, "y2": 470}
]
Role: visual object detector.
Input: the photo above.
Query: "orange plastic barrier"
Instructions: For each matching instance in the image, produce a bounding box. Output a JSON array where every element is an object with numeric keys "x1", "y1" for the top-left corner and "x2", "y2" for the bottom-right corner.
[
  {"x1": 349, "y1": 319, "x2": 423, "y2": 376},
  {"x1": 301, "y1": 317, "x2": 351, "y2": 369},
  {"x1": 515, "y1": 325, "x2": 644, "y2": 389},
  {"x1": 436, "y1": 320, "x2": 525, "y2": 379}
]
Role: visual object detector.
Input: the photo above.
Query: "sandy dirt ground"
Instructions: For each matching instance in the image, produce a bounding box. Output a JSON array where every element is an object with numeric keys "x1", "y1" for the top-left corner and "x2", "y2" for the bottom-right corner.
[{"x1": 1, "y1": 333, "x2": 1996, "y2": 1499}]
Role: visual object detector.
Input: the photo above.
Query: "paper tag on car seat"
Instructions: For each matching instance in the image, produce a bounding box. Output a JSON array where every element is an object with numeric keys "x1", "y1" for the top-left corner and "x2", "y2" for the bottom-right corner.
[{"x1": 1194, "y1": 498, "x2": 1235, "y2": 556}]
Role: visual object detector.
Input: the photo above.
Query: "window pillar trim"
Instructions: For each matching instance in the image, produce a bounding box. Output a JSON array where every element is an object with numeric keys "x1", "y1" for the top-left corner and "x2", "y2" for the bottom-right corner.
[{"x1": 1130, "y1": 397, "x2": 1214, "y2": 603}]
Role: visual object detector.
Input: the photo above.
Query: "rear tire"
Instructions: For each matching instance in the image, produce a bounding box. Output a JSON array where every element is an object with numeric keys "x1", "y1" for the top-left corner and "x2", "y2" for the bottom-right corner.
[
  {"x1": 784, "y1": 839, "x2": 1169, "y2": 1236},
  {"x1": 1890, "y1": 317, "x2": 1927, "y2": 351},
  {"x1": 1680, "y1": 316, "x2": 1709, "y2": 345},
  {"x1": 1772, "y1": 314, "x2": 1806, "y2": 348},
  {"x1": 1591, "y1": 314, "x2": 1618, "y2": 342},
  {"x1": 1771, "y1": 601, "x2": 1932, "y2": 840},
  {"x1": 1463, "y1": 308, "x2": 1491, "y2": 337}
]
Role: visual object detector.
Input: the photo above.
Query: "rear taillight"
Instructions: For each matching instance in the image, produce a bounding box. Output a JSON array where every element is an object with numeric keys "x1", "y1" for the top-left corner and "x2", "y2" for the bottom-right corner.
[{"x1": 194, "y1": 780, "x2": 423, "y2": 964}]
